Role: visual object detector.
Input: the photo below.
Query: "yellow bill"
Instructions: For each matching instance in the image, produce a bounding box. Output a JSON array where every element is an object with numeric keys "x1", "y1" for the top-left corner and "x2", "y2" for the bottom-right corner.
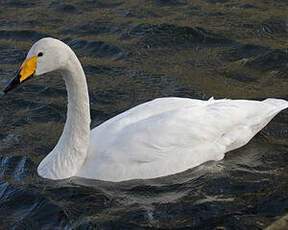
[
  {"x1": 3, "y1": 56, "x2": 38, "y2": 94},
  {"x1": 19, "y1": 56, "x2": 37, "y2": 82}
]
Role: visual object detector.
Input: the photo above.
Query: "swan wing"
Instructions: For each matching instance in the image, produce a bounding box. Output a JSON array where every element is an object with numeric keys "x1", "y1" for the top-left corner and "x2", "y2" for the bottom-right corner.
[{"x1": 77, "y1": 98, "x2": 288, "y2": 181}]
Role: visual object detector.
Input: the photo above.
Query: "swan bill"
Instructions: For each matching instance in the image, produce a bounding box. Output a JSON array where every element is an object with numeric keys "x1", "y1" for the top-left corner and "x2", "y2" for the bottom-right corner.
[{"x1": 3, "y1": 56, "x2": 37, "y2": 94}]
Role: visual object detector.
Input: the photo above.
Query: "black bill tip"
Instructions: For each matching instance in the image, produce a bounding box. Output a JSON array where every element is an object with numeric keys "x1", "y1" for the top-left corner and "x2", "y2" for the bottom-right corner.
[
  {"x1": 3, "y1": 68, "x2": 22, "y2": 94},
  {"x1": 3, "y1": 75, "x2": 20, "y2": 94}
]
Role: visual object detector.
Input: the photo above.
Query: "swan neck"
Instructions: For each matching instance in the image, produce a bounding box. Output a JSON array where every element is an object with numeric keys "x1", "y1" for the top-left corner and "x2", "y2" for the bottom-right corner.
[
  {"x1": 37, "y1": 51, "x2": 91, "y2": 179},
  {"x1": 62, "y1": 54, "x2": 91, "y2": 140}
]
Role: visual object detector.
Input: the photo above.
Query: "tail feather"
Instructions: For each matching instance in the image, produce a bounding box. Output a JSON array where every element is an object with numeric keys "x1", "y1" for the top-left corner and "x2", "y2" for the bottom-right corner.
[{"x1": 263, "y1": 98, "x2": 288, "y2": 109}]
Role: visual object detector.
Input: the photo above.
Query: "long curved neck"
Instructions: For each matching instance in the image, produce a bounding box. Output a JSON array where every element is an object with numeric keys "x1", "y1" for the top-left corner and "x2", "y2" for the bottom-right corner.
[{"x1": 37, "y1": 51, "x2": 91, "y2": 179}]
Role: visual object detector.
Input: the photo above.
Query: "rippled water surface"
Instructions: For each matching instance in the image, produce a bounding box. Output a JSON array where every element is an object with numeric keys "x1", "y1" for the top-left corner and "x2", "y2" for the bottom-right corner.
[{"x1": 0, "y1": 0, "x2": 288, "y2": 229}]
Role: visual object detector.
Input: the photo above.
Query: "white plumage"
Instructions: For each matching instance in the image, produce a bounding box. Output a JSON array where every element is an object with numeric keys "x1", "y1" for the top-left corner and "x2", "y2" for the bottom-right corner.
[
  {"x1": 11, "y1": 38, "x2": 288, "y2": 182},
  {"x1": 78, "y1": 97, "x2": 288, "y2": 181}
]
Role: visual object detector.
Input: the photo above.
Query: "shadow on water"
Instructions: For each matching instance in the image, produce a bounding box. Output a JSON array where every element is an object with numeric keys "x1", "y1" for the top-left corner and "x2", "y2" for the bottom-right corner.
[{"x1": 0, "y1": 0, "x2": 288, "y2": 229}]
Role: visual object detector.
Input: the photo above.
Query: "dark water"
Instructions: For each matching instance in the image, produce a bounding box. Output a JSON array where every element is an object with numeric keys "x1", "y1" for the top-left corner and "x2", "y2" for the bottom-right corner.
[{"x1": 0, "y1": 0, "x2": 288, "y2": 229}]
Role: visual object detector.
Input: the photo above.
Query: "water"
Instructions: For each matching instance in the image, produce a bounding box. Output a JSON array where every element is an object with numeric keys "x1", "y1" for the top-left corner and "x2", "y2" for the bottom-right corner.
[{"x1": 0, "y1": 0, "x2": 288, "y2": 229}]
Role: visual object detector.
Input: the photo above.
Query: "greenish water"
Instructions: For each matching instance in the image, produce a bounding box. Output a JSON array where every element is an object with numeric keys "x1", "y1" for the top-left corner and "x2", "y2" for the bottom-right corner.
[{"x1": 0, "y1": 0, "x2": 288, "y2": 229}]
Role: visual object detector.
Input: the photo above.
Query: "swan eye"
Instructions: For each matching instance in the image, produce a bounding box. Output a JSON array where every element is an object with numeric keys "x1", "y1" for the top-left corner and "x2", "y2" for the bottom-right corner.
[{"x1": 38, "y1": 52, "x2": 43, "y2": 57}]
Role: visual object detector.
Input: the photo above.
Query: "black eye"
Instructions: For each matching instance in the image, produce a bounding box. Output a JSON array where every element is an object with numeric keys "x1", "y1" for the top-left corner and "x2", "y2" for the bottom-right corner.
[{"x1": 38, "y1": 52, "x2": 43, "y2": 57}]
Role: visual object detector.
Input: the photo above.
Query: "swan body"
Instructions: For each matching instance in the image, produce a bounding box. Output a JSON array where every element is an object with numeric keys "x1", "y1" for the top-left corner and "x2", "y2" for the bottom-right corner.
[
  {"x1": 78, "y1": 97, "x2": 288, "y2": 181},
  {"x1": 4, "y1": 38, "x2": 288, "y2": 182}
]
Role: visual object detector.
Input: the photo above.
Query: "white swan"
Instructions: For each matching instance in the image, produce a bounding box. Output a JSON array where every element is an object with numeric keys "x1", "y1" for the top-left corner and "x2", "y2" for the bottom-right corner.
[{"x1": 3, "y1": 38, "x2": 288, "y2": 182}]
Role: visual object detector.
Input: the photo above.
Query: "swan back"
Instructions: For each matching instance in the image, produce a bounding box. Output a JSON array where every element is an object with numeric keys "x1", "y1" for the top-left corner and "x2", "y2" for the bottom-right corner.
[{"x1": 77, "y1": 98, "x2": 288, "y2": 181}]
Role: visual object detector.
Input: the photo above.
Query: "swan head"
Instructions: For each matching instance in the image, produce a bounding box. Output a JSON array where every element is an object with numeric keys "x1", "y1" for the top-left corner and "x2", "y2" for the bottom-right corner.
[{"x1": 3, "y1": 37, "x2": 71, "y2": 94}]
